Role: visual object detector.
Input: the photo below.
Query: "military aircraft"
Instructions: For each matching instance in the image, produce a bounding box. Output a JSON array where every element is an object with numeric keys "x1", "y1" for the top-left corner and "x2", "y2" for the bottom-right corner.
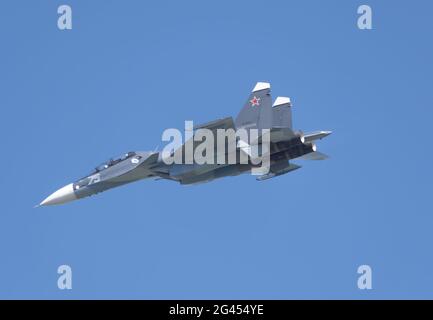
[{"x1": 38, "y1": 82, "x2": 331, "y2": 206}]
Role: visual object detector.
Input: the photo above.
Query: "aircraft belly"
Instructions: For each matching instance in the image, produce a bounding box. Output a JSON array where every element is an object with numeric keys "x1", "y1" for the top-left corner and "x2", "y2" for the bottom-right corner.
[
  {"x1": 179, "y1": 164, "x2": 249, "y2": 185},
  {"x1": 169, "y1": 163, "x2": 226, "y2": 178}
]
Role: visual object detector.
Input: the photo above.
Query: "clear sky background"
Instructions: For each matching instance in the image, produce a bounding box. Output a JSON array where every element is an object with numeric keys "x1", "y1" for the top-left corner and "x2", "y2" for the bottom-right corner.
[{"x1": 1, "y1": 0, "x2": 432, "y2": 299}]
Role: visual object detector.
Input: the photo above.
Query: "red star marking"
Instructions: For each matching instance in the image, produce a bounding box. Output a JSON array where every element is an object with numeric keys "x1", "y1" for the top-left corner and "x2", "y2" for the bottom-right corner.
[{"x1": 250, "y1": 96, "x2": 260, "y2": 107}]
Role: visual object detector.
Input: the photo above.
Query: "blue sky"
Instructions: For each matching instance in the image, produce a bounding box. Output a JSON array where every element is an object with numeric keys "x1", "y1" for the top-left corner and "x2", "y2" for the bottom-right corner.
[{"x1": 1, "y1": 0, "x2": 433, "y2": 299}]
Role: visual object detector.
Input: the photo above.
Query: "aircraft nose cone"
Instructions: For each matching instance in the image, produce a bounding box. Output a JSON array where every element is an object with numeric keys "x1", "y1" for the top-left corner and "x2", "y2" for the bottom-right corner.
[{"x1": 39, "y1": 183, "x2": 77, "y2": 206}]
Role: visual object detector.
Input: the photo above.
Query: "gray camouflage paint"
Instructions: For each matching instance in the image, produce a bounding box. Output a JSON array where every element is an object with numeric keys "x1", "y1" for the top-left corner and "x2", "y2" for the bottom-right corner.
[{"x1": 40, "y1": 82, "x2": 331, "y2": 205}]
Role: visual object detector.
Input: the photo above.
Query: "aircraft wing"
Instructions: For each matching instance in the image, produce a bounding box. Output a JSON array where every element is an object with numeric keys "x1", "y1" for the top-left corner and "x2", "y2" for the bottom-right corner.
[
  {"x1": 194, "y1": 116, "x2": 235, "y2": 131},
  {"x1": 172, "y1": 117, "x2": 236, "y2": 160},
  {"x1": 140, "y1": 152, "x2": 159, "y2": 166}
]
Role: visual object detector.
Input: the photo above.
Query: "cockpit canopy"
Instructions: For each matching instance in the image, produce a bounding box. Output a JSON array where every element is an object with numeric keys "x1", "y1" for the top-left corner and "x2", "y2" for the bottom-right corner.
[{"x1": 92, "y1": 151, "x2": 137, "y2": 174}]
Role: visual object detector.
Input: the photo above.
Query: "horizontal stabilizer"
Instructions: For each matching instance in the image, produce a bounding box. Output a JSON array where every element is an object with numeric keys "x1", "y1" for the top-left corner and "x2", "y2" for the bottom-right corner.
[
  {"x1": 296, "y1": 151, "x2": 328, "y2": 160},
  {"x1": 256, "y1": 162, "x2": 301, "y2": 181}
]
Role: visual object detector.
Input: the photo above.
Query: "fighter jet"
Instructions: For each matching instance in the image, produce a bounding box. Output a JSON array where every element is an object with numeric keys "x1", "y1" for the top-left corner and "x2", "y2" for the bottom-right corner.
[{"x1": 39, "y1": 82, "x2": 331, "y2": 206}]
